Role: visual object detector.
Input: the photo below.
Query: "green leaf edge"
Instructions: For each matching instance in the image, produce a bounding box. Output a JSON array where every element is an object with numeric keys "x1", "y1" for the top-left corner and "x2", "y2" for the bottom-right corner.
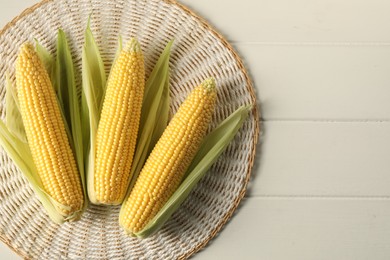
[
  {"x1": 82, "y1": 21, "x2": 107, "y2": 203},
  {"x1": 5, "y1": 72, "x2": 26, "y2": 142}
]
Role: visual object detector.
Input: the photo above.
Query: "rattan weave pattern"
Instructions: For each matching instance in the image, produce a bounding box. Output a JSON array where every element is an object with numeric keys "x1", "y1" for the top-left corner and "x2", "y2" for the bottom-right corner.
[{"x1": 0, "y1": 0, "x2": 260, "y2": 259}]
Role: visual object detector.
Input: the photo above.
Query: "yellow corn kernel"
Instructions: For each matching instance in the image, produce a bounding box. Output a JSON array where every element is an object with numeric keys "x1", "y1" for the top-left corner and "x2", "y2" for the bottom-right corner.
[
  {"x1": 93, "y1": 38, "x2": 145, "y2": 204},
  {"x1": 16, "y1": 43, "x2": 83, "y2": 216},
  {"x1": 119, "y1": 78, "x2": 217, "y2": 235}
]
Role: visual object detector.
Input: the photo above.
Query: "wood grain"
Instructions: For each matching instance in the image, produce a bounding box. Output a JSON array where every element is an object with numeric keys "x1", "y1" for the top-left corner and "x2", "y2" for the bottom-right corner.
[
  {"x1": 249, "y1": 122, "x2": 390, "y2": 197},
  {"x1": 196, "y1": 198, "x2": 390, "y2": 260},
  {"x1": 181, "y1": 0, "x2": 390, "y2": 43},
  {"x1": 235, "y1": 44, "x2": 390, "y2": 120}
]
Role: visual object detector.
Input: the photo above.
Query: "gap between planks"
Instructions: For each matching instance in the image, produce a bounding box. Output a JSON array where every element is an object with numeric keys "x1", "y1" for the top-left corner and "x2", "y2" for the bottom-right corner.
[
  {"x1": 244, "y1": 195, "x2": 390, "y2": 200},
  {"x1": 260, "y1": 118, "x2": 390, "y2": 123}
]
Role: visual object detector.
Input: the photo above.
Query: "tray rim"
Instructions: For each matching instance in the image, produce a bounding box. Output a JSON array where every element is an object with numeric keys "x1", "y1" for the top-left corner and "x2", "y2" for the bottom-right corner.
[{"x1": 0, "y1": 0, "x2": 261, "y2": 259}]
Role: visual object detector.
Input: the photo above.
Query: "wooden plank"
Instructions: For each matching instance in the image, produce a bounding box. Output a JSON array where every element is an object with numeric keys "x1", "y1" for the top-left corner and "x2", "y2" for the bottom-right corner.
[
  {"x1": 4, "y1": 3, "x2": 390, "y2": 120},
  {"x1": 181, "y1": 0, "x2": 390, "y2": 43},
  {"x1": 234, "y1": 44, "x2": 390, "y2": 120},
  {"x1": 195, "y1": 198, "x2": 390, "y2": 260},
  {"x1": 248, "y1": 122, "x2": 390, "y2": 197}
]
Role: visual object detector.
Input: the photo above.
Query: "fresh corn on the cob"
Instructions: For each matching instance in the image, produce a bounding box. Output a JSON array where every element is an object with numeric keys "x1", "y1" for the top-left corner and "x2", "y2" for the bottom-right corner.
[
  {"x1": 119, "y1": 78, "x2": 217, "y2": 235},
  {"x1": 16, "y1": 43, "x2": 84, "y2": 216},
  {"x1": 91, "y1": 38, "x2": 145, "y2": 204}
]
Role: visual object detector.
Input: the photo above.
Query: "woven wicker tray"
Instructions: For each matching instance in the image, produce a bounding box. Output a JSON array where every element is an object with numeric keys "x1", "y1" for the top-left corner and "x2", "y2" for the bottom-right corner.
[{"x1": 0, "y1": 0, "x2": 259, "y2": 259}]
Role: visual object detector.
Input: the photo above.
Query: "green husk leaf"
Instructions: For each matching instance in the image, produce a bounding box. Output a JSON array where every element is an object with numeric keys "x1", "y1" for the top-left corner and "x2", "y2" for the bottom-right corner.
[
  {"x1": 35, "y1": 40, "x2": 55, "y2": 82},
  {"x1": 107, "y1": 35, "x2": 123, "y2": 79},
  {"x1": 5, "y1": 73, "x2": 26, "y2": 142},
  {"x1": 81, "y1": 88, "x2": 90, "y2": 160},
  {"x1": 135, "y1": 105, "x2": 252, "y2": 238},
  {"x1": 125, "y1": 40, "x2": 173, "y2": 196},
  {"x1": 150, "y1": 68, "x2": 170, "y2": 147},
  {"x1": 114, "y1": 35, "x2": 123, "y2": 65},
  {"x1": 56, "y1": 30, "x2": 87, "y2": 203},
  {"x1": 82, "y1": 22, "x2": 107, "y2": 203},
  {"x1": 0, "y1": 121, "x2": 70, "y2": 224},
  {"x1": 82, "y1": 22, "x2": 107, "y2": 116}
]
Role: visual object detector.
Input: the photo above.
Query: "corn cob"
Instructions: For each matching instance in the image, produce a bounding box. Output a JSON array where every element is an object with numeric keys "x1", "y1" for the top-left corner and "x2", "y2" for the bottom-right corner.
[
  {"x1": 16, "y1": 43, "x2": 83, "y2": 216},
  {"x1": 119, "y1": 78, "x2": 217, "y2": 235},
  {"x1": 92, "y1": 38, "x2": 145, "y2": 204}
]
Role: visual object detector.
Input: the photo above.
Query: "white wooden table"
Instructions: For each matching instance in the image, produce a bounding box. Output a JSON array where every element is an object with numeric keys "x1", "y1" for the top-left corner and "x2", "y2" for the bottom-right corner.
[{"x1": 1, "y1": 0, "x2": 390, "y2": 259}]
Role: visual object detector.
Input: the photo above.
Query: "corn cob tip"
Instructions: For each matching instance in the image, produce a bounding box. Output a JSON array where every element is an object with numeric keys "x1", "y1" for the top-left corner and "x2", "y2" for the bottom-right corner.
[
  {"x1": 201, "y1": 77, "x2": 216, "y2": 92},
  {"x1": 18, "y1": 43, "x2": 34, "y2": 55},
  {"x1": 125, "y1": 38, "x2": 141, "y2": 53}
]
